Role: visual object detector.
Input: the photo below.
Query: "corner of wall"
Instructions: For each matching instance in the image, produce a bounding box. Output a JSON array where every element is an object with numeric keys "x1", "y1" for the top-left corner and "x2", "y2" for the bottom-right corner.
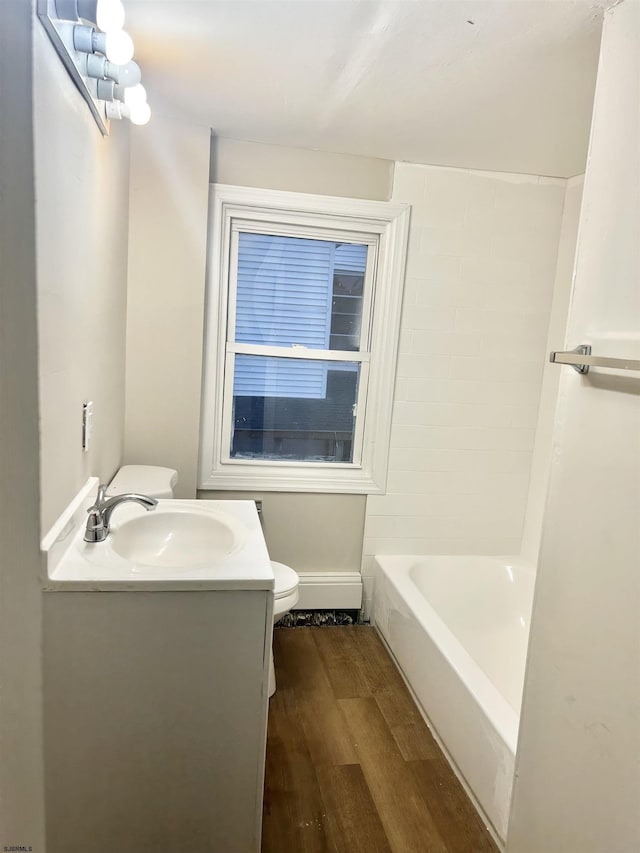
[
  {"x1": 0, "y1": 1, "x2": 46, "y2": 845},
  {"x1": 519, "y1": 176, "x2": 584, "y2": 566},
  {"x1": 123, "y1": 116, "x2": 212, "y2": 497}
]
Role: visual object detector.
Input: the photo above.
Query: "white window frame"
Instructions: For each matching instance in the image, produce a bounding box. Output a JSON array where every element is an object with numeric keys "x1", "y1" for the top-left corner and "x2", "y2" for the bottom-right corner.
[{"x1": 199, "y1": 184, "x2": 410, "y2": 493}]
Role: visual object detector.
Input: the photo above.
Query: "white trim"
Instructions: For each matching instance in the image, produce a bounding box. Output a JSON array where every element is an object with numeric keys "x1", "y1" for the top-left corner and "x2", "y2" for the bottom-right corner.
[
  {"x1": 230, "y1": 218, "x2": 381, "y2": 256},
  {"x1": 228, "y1": 343, "x2": 370, "y2": 362},
  {"x1": 294, "y1": 571, "x2": 363, "y2": 610},
  {"x1": 226, "y1": 228, "x2": 241, "y2": 346},
  {"x1": 212, "y1": 183, "x2": 409, "y2": 220},
  {"x1": 351, "y1": 359, "x2": 369, "y2": 468},
  {"x1": 199, "y1": 183, "x2": 410, "y2": 493},
  {"x1": 204, "y1": 467, "x2": 383, "y2": 493}
]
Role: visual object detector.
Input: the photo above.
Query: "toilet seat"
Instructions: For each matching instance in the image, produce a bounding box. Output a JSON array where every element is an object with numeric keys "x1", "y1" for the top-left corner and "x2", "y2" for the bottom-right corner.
[
  {"x1": 271, "y1": 561, "x2": 300, "y2": 624},
  {"x1": 272, "y1": 561, "x2": 299, "y2": 599}
]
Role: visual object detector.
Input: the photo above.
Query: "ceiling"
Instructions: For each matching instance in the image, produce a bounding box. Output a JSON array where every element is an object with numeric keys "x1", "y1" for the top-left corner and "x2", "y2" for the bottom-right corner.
[{"x1": 125, "y1": 0, "x2": 608, "y2": 178}]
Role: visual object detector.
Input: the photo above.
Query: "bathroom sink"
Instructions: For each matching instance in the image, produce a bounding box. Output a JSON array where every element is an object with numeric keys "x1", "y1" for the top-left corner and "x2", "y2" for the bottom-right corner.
[
  {"x1": 46, "y1": 492, "x2": 272, "y2": 588},
  {"x1": 110, "y1": 507, "x2": 248, "y2": 569}
]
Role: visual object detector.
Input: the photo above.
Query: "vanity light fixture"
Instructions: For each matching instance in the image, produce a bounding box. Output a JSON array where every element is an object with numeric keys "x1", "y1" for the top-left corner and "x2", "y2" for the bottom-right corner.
[{"x1": 37, "y1": 0, "x2": 151, "y2": 134}]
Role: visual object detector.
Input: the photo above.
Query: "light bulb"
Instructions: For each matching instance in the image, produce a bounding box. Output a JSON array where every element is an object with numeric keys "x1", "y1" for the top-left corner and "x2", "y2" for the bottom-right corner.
[
  {"x1": 77, "y1": 27, "x2": 135, "y2": 63},
  {"x1": 112, "y1": 60, "x2": 141, "y2": 87},
  {"x1": 113, "y1": 82, "x2": 147, "y2": 106},
  {"x1": 128, "y1": 101, "x2": 151, "y2": 126},
  {"x1": 102, "y1": 29, "x2": 134, "y2": 64},
  {"x1": 76, "y1": 0, "x2": 125, "y2": 31},
  {"x1": 65, "y1": 0, "x2": 126, "y2": 31},
  {"x1": 106, "y1": 101, "x2": 151, "y2": 126},
  {"x1": 94, "y1": 0, "x2": 125, "y2": 32},
  {"x1": 123, "y1": 84, "x2": 147, "y2": 108},
  {"x1": 85, "y1": 55, "x2": 140, "y2": 86}
]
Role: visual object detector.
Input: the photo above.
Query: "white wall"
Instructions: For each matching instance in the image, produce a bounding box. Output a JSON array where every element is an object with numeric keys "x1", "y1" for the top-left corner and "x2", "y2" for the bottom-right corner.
[
  {"x1": 124, "y1": 116, "x2": 211, "y2": 497},
  {"x1": 363, "y1": 162, "x2": 566, "y2": 611},
  {"x1": 35, "y1": 25, "x2": 131, "y2": 533},
  {"x1": 201, "y1": 489, "x2": 367, "y2": 574},
  {"x1": 520, "y1": 175, "x2": 584, "y2": 565},
  {"x1": 508, "y1": 1, "x2": 639, "y2": 849},
  {"x1": 210, "y1": 136, "x2": 393, "y2": 199},
  {"x1": 0, "y1": 2, "x2": 46, "y2": 848}
]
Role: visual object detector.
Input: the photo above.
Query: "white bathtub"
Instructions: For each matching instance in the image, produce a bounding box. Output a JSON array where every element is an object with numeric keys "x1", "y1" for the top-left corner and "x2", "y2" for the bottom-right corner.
[{"x1": 373, "y1": 555, "x2": 535, "y2": 845}]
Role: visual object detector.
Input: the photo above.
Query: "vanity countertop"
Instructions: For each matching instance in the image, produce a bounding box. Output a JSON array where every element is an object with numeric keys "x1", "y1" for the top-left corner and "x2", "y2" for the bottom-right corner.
[{"x1": 42, "y1": 480, "x2": 274, "y2": 592}]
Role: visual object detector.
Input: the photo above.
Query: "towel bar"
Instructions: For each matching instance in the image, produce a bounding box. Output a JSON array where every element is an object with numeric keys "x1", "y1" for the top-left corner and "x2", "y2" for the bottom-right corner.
[{"x1": 550, "y1": 344, "x2": 640, "y2": 375}]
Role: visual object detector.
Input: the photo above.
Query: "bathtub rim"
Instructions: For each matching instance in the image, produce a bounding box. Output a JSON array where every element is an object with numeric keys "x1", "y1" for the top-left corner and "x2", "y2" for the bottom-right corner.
[{"x1": 373, "y1": 553, "x2": 534, "y2": 756}]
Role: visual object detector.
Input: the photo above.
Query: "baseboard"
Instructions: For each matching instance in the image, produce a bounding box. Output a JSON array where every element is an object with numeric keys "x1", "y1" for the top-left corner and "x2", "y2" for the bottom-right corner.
[{"x1": 295, "y1": 571, "x2": 362, "y2": 610}]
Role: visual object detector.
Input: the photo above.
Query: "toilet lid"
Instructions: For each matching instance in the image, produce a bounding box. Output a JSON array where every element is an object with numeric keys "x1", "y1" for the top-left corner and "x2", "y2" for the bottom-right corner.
[
  {"x1": 107, "y1": 465, "x2": 178, "y2": 497},
  {"x1": 271, "y1": 561, "x2": 299, "y2": 598}
]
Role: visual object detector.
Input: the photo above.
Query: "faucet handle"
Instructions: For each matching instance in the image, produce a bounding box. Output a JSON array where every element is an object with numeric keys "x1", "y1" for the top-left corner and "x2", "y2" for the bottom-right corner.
[
  {"x1": 84, "y1": 507, "x2": 107, "y2": 543},
  {"x1": 96, "y1": 483, "x2": 108, "y2": 505}
]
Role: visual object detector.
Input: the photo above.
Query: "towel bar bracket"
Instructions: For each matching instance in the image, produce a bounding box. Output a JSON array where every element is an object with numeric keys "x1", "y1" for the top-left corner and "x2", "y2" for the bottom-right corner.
[{"x1": 550, "y1": 345, "x2": 592, "y2": 374}]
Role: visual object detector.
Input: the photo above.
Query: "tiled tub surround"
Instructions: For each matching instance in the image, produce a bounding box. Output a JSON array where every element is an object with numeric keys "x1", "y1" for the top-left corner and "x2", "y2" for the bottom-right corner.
[
  {"x1": 362, "y1": 163, "x2": 566, "y2": 611},
  {"x1": 374, "y1": 554, "x2": 536, "y2": 845}
]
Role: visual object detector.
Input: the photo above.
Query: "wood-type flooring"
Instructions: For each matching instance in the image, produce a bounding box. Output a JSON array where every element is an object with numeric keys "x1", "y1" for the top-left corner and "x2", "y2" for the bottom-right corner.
[{"x1": 262, "y1": 626, "x2": 498, "y2": 853}]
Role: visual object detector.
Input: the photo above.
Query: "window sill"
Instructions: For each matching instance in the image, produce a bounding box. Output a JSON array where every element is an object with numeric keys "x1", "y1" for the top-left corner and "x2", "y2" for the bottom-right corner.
[{"x1": 199, "y1": 466, "x2": 385, "y2": 494}]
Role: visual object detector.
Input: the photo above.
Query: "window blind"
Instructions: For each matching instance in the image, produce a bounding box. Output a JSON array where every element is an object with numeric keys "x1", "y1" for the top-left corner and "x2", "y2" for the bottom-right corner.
[
  {"x1": 334, "y1": 243, "x2": 367, "y2": 273},
  {"x1": 234, "y1": 233, "x2": 342, "y2": 398}
]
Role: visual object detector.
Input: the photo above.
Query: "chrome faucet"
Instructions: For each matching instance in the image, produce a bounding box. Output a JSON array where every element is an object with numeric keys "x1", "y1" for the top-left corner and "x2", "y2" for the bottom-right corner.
[{"x1": 84, "y1": 486, "x2": 158, "y2": 543}]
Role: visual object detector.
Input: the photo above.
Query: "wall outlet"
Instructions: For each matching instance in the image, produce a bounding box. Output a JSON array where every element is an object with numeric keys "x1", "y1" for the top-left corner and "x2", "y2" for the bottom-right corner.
[{"x1": 82, "y1": 401, "x2": 93, "y2": 452}]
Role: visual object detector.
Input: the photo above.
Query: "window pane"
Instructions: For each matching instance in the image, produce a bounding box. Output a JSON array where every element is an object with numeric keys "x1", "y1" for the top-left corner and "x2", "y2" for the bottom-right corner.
[
  {"x1": 235, "y1": 233, "x2": 367, "y2": 353},
  {"x1": 230, "y1": 355, "x2": 360, "y2": 463},
  {"x1": 234, "y1": 353, "x2": 329, "y2": 399}
]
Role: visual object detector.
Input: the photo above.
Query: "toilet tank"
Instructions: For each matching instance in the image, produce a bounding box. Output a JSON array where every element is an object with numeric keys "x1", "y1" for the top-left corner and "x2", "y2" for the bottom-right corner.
[{"x1": 106, "y1": 465, "x2": 178, "y2": 499}]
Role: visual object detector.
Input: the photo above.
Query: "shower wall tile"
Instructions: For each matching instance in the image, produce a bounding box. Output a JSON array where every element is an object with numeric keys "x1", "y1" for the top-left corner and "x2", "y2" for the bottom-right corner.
[
  {"x1": 410, "y1": 332, "x2": 482, "y2": 356},
  {"x1": 386, "y1": 425, "x2": 537, "y2": 452},
  {"x1": 364, "y1": 163, "x2": 565, "y2": 573}
]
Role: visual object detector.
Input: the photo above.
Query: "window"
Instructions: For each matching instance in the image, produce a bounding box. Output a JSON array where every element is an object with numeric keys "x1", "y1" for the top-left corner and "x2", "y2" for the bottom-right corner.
[{"x1": 199, "y1": 184, "x2": 410, "y2": 493}]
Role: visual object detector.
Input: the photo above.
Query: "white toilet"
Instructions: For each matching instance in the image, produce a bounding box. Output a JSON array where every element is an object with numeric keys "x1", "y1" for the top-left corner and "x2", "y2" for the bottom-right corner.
[
  {"x1": 269, "y1": 560, "x2": 300, "y2": 697},
  {"x1": 106, "y1": 464, "x2": 178, "y2": 500},
  {"x1": 106, "y1": 466, "x2": 299, "y2": 698}
]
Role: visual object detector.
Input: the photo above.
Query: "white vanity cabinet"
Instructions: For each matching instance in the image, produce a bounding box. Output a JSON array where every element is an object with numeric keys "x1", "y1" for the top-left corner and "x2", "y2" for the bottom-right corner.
[
  {"x1": 43, "y1": 588, "x2": 273, "y2": 853},
  {"x1": 41, "y1": 496, "x2": 274, "y2": 853}
]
